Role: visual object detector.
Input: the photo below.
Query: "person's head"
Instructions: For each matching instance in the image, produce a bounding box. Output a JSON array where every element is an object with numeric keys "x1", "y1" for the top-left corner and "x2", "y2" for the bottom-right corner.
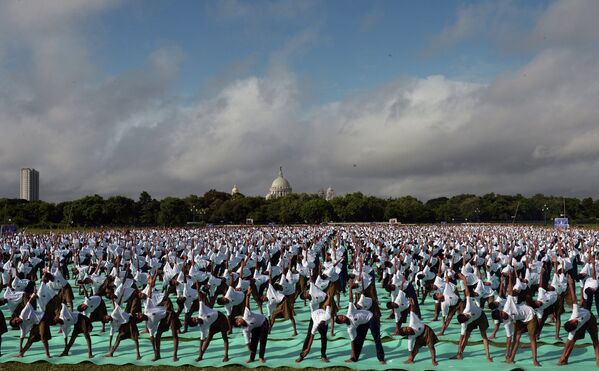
[
  {"x1": 433, "y1": 293, "x2": 444, "y2": 302},
  {"x1": 9, "y1": 317, "x2": 22, "y2": 328},
  {"x1": 42, "y1": 272, "x2": 55, "y2": 283},
  {"x1": 216, "y1": 297, "x2": 229, "y2": 305},
  {"x1": 54, "y1": 316, "x2": 64, "y2": 325},
  {"x1": 102, "y1": 315, "x2": 112, "y2": 323},
  {"x1": 302, "y1": 292, "x2": 312, "y2": 301},
  {"x1": 335, "y1": 315, "x2": 350, "y2": 325},
  {"x1": 531, "y1": 300, "x2": 543, "y2": 309},
  {"x1": 457, "y1": 313, "x2": 470, "y2": 323},
  {"x1": 397, "y1": 326, "x2": 415, "y2": 336},
  {"x1": 585, "y1": 287, "x2": 595, "y2": 299},
  {"x1": 0, "y1": 298, "x2": 7, "y2": 306},
  {"x1": 488, "y1": 301, "x2": 499, "y2": 310},
  {"x1": 564, "y1": 319, "x2": 579, "y2": 333},
  {"x1": 385, "y1": 284, "x2": 396, "y2": 293},
  {"x1": 189, "y1": 317, "x2": 203, "y2": 327},
  {"x1": 176, "y1": 296, "x2": 186, "y2": 306},
  {"x1": 491, "y1": 310, "x2": 509, "y2": 322},
  {"x1": 386, "y1": 301, "x2": 398, "y2": 310},
  {"x1": 136, "y1": 290, "x2": 147, "y2": 299},
  {"x1": 234, "y1": 316, "x2": 247, "y2": 328},
  {"x1": 316, "y1": 320, "x2": 327, "y2": 331},
  {"x1": 134, "y1": 313, "x2": 148, "y2": 323}
]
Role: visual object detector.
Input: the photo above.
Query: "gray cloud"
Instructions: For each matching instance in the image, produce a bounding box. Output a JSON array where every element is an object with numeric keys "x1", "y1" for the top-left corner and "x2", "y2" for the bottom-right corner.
[{"x1": 1, "y1": 0, "x2": 599, "y2": 202}]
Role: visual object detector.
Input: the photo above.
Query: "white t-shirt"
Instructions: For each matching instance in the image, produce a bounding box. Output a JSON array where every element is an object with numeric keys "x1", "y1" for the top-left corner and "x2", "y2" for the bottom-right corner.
[
  {"x1": 346, "y1": 303, "x2": 372, "y2": 341},
  {"x1": 197, "y1": 301, "x2": 218, "y2": 340},
  {"x1": 310, "y1": 306, "x2": 331, "y2": 335},
  {"x1": 567, "y1": 304, "x2": 591, "y2": 340},
  {"x1": 407, "y1": 311, "x2": 424, "y2": 351},
  {"x1": 19, "y1": 302, "x2": 43, "y2": 338},
  {"x1": 241, "y1": 307, "x2": 266, "y2": 344},
  {"x1": 460, "y1": 297, "x2": 482, "y2": 335}
]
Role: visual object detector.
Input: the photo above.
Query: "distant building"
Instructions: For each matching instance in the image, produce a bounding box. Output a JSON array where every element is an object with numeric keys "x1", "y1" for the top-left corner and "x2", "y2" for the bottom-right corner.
[
  {"x1": 266, "y1": 167, "x2": 292, "y2": 200},
  {"x1": 20, "y1": 168, "x2": 39, "y2": 201},
  {"x1": 317, "y1": 188, "x2": 326, "y2": 198},
  {"x1": 325, "y1": 187, "x2": 336, "y2": 201},
  {"x1": 231, "y1": 184, "x2": 240, "y2": 196}
]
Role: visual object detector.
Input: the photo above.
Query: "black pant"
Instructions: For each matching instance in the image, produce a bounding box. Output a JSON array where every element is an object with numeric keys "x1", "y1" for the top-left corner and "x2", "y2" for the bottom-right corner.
[
  {"x1": 301, "y1": 319, "x2": 328, "y2": 358},
  {"x1": 249, "y1": 321, "x2": 269, "y2": 360},
  {"x1": 353, "y1": 320, "x2": 385, "y2": 361}
]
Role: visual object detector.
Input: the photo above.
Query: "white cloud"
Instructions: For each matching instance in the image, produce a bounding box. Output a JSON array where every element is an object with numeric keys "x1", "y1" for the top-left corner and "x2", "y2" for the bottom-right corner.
[{"x1": 2, "y1": 0, "x2": 599, "y2": 202}]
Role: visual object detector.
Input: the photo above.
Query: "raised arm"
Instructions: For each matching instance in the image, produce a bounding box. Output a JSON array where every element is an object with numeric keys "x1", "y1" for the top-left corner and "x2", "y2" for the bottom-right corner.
[
  {"x1": 459, "y1": 273, "x2": 470, "y2": 297},
  {"x1": 567, "y1": 274, "x2": 577, "y2": 306}
]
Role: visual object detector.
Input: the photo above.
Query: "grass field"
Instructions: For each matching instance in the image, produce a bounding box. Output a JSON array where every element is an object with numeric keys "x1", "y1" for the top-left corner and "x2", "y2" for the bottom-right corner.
[{"x1": 0, "y1": 362, "x2": 350, "y2": 371}]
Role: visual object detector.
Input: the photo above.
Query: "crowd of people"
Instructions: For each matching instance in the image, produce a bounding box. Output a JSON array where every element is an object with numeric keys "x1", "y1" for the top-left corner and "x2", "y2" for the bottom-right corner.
[{"x1": 0, "y1": 224, "x2": 598, "y2": 367}]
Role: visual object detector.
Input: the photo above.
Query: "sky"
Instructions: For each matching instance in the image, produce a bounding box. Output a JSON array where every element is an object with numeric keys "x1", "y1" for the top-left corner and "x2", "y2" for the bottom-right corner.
[{"x1": 1, "y1": 0, "x2": 599, "y2": 202}]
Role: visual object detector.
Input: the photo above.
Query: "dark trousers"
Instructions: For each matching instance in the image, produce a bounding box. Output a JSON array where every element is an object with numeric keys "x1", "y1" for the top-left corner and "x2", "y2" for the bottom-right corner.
[
  {"x1": 352, "y1": 320, "x2": 385, "y2": 361},
  {"x1": 249, "y1": 321, "x2": 269, "y2": 360},
  {"x1": 301, "y1": 319, "x2": 328, "y2": 358},
  {"x1": 583, "y1": 289, "x2": 599, "y2": 317}
]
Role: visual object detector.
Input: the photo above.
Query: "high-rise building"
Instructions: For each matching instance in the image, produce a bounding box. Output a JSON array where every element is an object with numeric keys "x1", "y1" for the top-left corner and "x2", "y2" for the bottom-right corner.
[{"x1": 20, "y1": 168, "x2": 39, "y2": 201}]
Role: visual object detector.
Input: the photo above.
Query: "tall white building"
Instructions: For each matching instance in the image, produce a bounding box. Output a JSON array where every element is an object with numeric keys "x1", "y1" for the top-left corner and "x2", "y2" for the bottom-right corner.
[
  {"x1": 266, "y1": 167, "x2": 292, "y2": 200},
  {"x1": 20, "y1": 168, "x2": 39, "y2": 201}
]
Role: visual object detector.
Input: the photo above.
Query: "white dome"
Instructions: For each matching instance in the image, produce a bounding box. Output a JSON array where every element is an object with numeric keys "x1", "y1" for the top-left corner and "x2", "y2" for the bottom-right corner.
[
  {"x1": 270, "y1": 175, "x2": 291, "y2": 190},
  {"x1": 266, "y1": 167, "x2": 292, "y2": 199}
]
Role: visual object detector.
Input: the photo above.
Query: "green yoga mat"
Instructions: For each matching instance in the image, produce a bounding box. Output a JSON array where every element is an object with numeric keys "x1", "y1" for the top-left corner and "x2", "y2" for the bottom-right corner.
[{"x1": 0, "y1": 281, "x2": 595, "y2": 370}]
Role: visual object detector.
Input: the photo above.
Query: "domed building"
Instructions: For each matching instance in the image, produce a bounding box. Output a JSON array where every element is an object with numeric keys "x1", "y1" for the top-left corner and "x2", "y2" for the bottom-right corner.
[
  {"x1": 325, "y1": 186, "x2": 336, "y2": 201},
  {"x1": 266, "y1": 167, "x2": 292, "y2": 200}
]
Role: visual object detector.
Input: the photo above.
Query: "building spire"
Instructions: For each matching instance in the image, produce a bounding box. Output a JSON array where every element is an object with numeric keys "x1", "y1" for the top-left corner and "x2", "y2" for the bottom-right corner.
[{"x1": 279, "y1": 166, "x2": 283, "y2": 177}]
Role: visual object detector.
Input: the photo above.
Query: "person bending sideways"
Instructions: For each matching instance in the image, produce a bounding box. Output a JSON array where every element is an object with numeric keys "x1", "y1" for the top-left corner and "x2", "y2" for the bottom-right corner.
[
  {"x1": 234, "y1": 286, "x2": 269, "y2": 364},
  {"x1": 296, "y1": 305, "x2": 331, "y2": 363},
  {"x1": 397, "y1": 298, "x2": 439, "y2": 366},
  {"x1": 189, "y1": 301, "x2": 230, "y2": 362},
  {"x1": 557, "y1": 274, "x2": 599, "y2": 366}
]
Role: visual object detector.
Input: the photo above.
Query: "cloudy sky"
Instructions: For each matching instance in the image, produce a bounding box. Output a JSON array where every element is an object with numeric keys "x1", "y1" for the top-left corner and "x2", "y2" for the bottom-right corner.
[{"x1": 1, "y1": 0, "x2": 599, "y2": 202}]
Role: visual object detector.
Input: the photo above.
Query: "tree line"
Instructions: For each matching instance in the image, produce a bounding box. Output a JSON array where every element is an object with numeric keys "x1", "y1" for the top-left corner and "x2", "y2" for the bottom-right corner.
[{"x1": 1, "y1": 191, "x2": 598, "y2": 228}]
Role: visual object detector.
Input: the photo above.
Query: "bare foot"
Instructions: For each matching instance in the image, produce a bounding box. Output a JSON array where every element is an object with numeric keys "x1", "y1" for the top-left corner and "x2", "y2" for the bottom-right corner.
[
  {"x1": 295, "y1": 357, "x2": 303, "y2": 363},
  {"x1": 403, "y1": 359, "x2": 415, "y2": 364},
  {"x1": 105, "y1": 353, "x2": 113, "y2": 358},
  {"x1": 136, "y1": 355, "x2": 142, "y2": 360},
  {"x1": 222, "y1": 356, "x2": 229, "y2": 362},
  {"x1": 533, "y1": 360, "x2": 541, "y2": 367},
  {"x1": 321, "y1": 357, "x2": 329, "y2": 363},
  {"x1": 173, "y1": 357, "x2": 179, "y2": 362},
  {"x1": 345, "y1": 358, "x2": 354, "y2": 363},
  {"x1": 195, "y1": 356, "x2": 203, "y2": 362},
  {"x1": 59, "y1": 352, "x2": 67, "y2": 357},
  {"x1": 259, "y1": 357, "x2": 265, "y2": 363},
  {"x1": 487, "y1": 357, "x2": 493, "y2": 362},
  {"x1": 380, "y1": 360, "x2": 386, "y2": 365},
  {"x1": 246, "y1": 359, "x2": 253, "y2": 364},
  {"x1": 432, "y1": 360, "x2": 439, "y2": 366},
  {"x1": 556, "y1": 360, "x2": 567, "y2": 366},
  {"x1": 16, "y1": 354, "x2": 24, "y2": 358},
  {"x1": 88, "y1": 354, "x2": 94, "y2": 359}
]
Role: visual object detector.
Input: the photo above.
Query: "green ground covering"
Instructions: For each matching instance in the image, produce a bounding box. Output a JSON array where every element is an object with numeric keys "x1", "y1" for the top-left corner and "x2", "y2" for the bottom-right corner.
[{"x1": 0, "y1": 278, "x2": 594, "y2": 371}]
